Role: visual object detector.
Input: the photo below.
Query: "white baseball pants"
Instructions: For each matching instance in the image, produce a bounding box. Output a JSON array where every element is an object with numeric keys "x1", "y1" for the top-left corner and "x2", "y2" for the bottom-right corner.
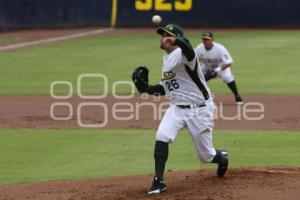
[
  {"x1": 156, "y1": 99, "x2": 216, "y2": 163},
  {"x1": 217, "y1": 67, "x2": 234, "y2": 83}
]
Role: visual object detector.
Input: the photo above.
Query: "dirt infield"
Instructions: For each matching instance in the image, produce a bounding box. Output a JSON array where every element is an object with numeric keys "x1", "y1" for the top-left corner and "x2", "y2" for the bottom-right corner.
[
  {"x1": 0, "y1": 95, "x2": 299, "y2": 130},
  {"x1": 0, "y1": 167, "x2": 299, "y2": 200}
]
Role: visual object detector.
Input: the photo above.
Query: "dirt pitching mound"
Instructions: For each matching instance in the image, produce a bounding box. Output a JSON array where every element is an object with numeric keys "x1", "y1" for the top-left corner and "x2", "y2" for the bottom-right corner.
[{"x1": 0, "y1": 167, "x2": 299, "y2": 200}]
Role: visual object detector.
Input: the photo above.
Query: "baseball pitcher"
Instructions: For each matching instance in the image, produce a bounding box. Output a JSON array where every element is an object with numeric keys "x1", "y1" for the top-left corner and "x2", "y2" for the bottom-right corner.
[{"x1": 132, "y1": 24, "x2": 228, "y2": 195}]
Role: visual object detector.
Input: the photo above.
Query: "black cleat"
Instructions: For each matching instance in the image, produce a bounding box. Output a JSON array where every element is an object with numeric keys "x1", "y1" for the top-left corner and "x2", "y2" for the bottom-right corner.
[
  {"x1": 235, "y1": 95, "x2": 243, "y2": 105},
  {"x1": 217, "y1": 149, "x2": 228, "y2": 177},
  {"x1": 148, "y1": 176, "x2": 166, "y2": 195}
]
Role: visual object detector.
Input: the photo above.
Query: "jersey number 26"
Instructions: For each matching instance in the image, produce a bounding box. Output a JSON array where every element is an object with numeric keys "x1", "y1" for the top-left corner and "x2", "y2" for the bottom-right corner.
[{"x1": 166, "y1": 79, "x2": 180, "y2": 91}]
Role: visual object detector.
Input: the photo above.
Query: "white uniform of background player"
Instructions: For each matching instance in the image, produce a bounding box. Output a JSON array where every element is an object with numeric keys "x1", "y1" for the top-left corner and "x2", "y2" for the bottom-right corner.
[
  {"x1": 136, "y1": 24, "x2": 228, "y2": 195},
  {"x1": 195, "y1": 32, "x2": 243, "y2": 104}
]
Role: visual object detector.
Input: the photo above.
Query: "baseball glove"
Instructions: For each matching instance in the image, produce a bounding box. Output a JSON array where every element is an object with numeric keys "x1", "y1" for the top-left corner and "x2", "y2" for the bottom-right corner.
[
  {"x1": 203, "y1": 68, "x2": 217, "y2": 81},
  {"x1": 132, "y1": 66, "x2": 149, "y2": 93}
]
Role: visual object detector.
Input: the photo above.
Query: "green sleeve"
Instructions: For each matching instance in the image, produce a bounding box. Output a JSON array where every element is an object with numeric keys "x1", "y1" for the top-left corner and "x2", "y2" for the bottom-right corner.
[
  {"x1": 175, "y1": 37, "x2": 195, "y2": 61},
  {"x1": 146, "y1": 84, "x2": 165, "y2": 95}
]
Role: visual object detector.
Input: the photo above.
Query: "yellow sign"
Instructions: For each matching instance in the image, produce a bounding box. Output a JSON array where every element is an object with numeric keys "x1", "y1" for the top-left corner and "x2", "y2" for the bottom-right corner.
[{"x1": 135, "y1": 0, "x2": 192, "y2": 11}]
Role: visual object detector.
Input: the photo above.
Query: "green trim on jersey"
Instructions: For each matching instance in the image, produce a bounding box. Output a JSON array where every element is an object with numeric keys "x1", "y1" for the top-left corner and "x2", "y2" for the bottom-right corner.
[
  {"x1": 175, "y1": 37, "x2": 195, "y2": 61},
  {"x1": 184, "y1": 62, "x2": 210, "y2": 100}
]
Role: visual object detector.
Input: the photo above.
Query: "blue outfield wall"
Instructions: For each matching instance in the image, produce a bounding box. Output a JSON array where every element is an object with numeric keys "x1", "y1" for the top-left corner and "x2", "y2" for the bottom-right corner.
[
  {"x1": 0, "y1": 0, "x2": 300, "y2": 29},
  {"x1": 0, "y1": 0, "x2": 111, "y2": 29},
  {"x1": 117, "y1": 0, "x2": 300, "y2": 27}
]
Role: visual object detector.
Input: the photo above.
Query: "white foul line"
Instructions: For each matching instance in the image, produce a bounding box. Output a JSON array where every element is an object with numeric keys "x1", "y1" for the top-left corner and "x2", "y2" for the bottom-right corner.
[{"x1": 0, "y1": 28, "x2": 113, "y2": 52}]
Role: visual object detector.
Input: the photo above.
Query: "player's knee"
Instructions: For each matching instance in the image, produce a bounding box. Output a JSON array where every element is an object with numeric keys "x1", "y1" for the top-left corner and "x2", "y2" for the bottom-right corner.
[
  {"x1": 156, "y1": 131, "x2": 175, "y2": 143},
  {"x1": 220, "y1": 74, "x2": 234, "y2": 83},
  {"x1": 220, "y1": 76, "x2": 233, "y2": 83},
  {"x1": 198, "y1": 151, "x2": 216, "y2": 163},
  {"x1": 225, "y1": 78, "x2": 234, "y2": 83},
  {"x1": 218, "y1": 70, "x2": 234, "y2": 83}
]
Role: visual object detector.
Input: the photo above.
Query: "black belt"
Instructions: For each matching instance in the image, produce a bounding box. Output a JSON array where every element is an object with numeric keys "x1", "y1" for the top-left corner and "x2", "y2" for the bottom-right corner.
[{"x1": 177, "y1": 104, "x2": 206, "y2": 109}]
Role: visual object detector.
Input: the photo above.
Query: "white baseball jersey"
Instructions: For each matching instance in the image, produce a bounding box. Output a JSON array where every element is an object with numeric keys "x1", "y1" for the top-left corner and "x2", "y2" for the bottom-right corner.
[
  {"x1": 157, "y1": 46, "x2": 216, "y2": 163},
  {"x1": 160, "y1": 47, "x2": 211, "y2": 105},
  {"x1": 194, "y1": 42, "x2": 235, "y2": 83},
  {"x1": 194, "y1": 42, "x2": 233, "y2": 70}
]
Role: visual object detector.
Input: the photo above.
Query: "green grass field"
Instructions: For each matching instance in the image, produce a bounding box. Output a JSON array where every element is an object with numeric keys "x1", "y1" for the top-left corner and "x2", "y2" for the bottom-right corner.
[
  {"x1": 0, "y1": 30, "x2": 300, "y2": 95},
  {"x1": 0, "y1": 30, "x2": 299, "y2": 186},
  {"x1": 0, "y1": 129, "x2": 299, "y2": 185}
]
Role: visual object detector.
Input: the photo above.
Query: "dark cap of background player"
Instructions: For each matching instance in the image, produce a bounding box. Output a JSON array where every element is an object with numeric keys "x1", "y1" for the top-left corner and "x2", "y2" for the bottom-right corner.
[
  {"x1": 202, "y1": 32, "x2": 213, "y2": 40},
  {"x1": 157, "y1": 24, "x2": 184, "y2": 37}
]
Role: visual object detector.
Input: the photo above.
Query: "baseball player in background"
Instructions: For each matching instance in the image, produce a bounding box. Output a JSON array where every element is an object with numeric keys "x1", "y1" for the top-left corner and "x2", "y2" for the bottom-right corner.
[
  {"x1": 132, "y1": 24, "x2": 228, "y2": 195},
  {"x1": 195, "y1": 32, "x2": 243, "y2": 104}
]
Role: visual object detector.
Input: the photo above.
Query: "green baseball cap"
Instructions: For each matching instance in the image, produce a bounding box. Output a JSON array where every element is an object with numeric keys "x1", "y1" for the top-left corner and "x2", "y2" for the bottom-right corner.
[
  {"x1": 157, "y1": 24, "x2": 184, "y2": 37},
  {"x1": 202, "y1": 32, "x2": 213, "y2": 40}
]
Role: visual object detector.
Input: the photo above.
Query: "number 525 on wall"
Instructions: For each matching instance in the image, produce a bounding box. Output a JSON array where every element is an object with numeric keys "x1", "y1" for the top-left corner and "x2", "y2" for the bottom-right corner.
[{"x1": 135, "y1": 0, "x2": 192, "y2": 11}]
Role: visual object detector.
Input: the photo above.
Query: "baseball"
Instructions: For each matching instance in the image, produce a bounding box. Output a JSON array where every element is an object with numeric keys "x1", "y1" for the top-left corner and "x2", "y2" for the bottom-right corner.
[{"x1": 152, "y1": 15, "x2": 162, "y2": 25}]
